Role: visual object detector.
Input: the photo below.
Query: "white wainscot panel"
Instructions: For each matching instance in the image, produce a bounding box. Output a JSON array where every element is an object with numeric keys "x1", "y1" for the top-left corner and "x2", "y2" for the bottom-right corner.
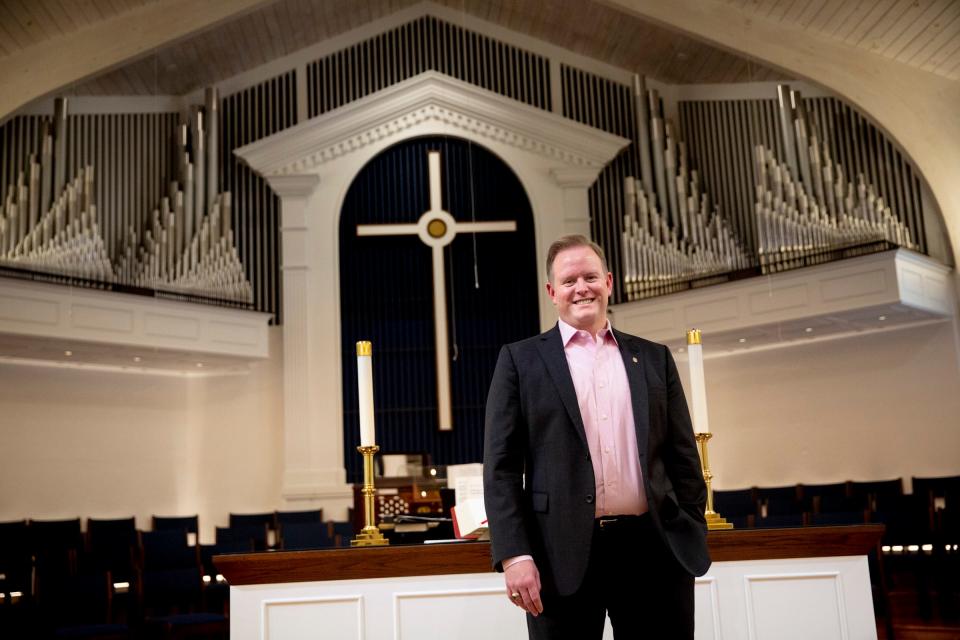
[
  {"x1": 694, "y1": 576, "x2": 721, "y2": 640},
  {"x1": 820, "y1": 269, "x2": 886, "y2": 302},
  {"x1": 0, "y1": 292, "x2": 59, "y2": 325},
  {"x1": 264, "y1": 595, "x2": 364, "y2": 640},
  {"x1": 71, "y1": 303, "x2": 134, "y2": 333},
  {"x1": 143, "y1": 312, "x2": 201, "y2": 340},
  {"x1": 209, "y1": 319, "x2": 262, "y2": 346},
  {"x1": 395, "y1": 587, "x2": 524, "y2": 640},
  {"x1": 745, "y1": 572, "x2": 846, "y2": 640},
  {"x1": 230, "y1": 557, "x2": 876, "y2": 640}
]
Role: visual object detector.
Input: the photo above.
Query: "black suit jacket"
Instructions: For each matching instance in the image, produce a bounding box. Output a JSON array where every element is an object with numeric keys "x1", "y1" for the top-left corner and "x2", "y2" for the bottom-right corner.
[{"x1": 483, "y1": 324, "x2": 711, "y2": 596}]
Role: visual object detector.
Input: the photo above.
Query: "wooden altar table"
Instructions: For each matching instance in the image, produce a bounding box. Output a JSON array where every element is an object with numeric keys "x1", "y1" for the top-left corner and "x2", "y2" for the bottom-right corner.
[{"x1": 216, "y1": 524, "x2": 884, "y2": 640}]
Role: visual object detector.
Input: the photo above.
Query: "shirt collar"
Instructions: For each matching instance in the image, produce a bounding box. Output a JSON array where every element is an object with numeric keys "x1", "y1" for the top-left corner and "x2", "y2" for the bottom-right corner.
[{"x1": 558, "y1": 318, "x2": 618, "y2": 347}]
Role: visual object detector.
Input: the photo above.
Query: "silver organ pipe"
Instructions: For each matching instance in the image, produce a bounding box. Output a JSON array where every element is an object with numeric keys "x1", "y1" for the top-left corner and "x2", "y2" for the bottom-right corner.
[
  {"x1": 754, "y1": 85, "x2": 916, "y2": 273},
  {"x1": 620, "y1": 75, "x2": 751, "y2": 301},
  {"x1": 0, "y1": 93, "x2": 253, "y2": 304},
  {"x1": 205, "y1": 87, "x2": 219, "y2": 214}
]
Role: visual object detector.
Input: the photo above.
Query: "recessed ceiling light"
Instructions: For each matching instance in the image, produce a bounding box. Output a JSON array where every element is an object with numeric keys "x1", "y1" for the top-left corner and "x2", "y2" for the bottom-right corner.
[
  {"x1": 678, "y1": 347, "x2": 685, "y2": 353},
  {"x1": 133, "y1": 356, "x2": 142, "y2": 363},
  {"x1": 64, "y1": 350, "x2": 72, "y2": 356},
  {"x1": 196, "y1": 362, "x2": 204, "y2": 368},
  {"x1": 738, "y1": 338, "x2": 747, "y2": 343},
  {"x1": 878, "y1": 315, "x2": 886, "y2": 321},
  {"x1": 804, "y1": 327, "x2": 813, "y2": 333}
]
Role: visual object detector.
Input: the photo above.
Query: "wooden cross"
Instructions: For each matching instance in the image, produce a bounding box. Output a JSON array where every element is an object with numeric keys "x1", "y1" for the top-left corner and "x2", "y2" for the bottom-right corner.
[{"x1": 357, "y1": 150, "x2": 516, "y2": 431}]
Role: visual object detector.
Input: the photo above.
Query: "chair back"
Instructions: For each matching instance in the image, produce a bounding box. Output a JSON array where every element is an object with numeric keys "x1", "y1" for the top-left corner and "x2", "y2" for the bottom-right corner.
[{"x1": 280, "y1": 522, "x2": 333, "y2": 550}]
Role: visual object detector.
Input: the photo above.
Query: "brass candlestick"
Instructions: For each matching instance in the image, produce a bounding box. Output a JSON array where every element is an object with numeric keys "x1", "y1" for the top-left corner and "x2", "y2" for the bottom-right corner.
[
  {"x1": 695, "y1": 432, "x2": 734, "y2": 530},
  {"x1": 351, "y1": 445, "x2": 389, "y2": 546}
]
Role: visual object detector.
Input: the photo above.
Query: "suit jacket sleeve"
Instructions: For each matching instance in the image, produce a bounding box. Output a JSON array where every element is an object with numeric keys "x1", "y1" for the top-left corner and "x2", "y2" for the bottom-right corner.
[
  {"x1": 483, "y1": 344, "x2": 533, "y2": 572},
  {"x1": 664, "y1": 345, "x2": 708, "y2": 526}
]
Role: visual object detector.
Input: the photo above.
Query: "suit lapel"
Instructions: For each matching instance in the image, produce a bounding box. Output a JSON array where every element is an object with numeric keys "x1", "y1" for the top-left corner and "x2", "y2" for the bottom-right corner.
[
  {"x1": 536, "y1": 325, "x2": 589, "y2": 451},
  {"x1": 614, "y1": 329, "x2": 650, "y2": 465}
]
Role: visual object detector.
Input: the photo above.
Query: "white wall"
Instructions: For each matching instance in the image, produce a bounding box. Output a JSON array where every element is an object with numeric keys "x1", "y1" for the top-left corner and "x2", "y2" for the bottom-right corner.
[
  {"x1": 679, "y1": 320, "x2": 960, "y2": 492},
  {"x1": 0, "y1": 327, "x2": 285, "y2": 544},
  {"x1": 191, "y1": 329, "x2": 285, "y2": 542},
  {"x1": 3, "y1": 321, "x2": 959, "y2": 539}
]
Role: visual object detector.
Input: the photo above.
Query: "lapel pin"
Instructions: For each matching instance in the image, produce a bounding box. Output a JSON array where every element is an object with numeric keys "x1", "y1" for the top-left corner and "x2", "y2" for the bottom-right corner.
[{"x1": 632, "y1": 356, "x2": 638, "y2": 363}]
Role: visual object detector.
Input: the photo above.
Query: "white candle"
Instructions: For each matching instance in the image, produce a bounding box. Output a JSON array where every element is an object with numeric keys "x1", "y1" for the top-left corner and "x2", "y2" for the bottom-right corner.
[
  {"x1": 686, "y1": 329, "x2": 710, "y2": 434},
  {"x1": 356, "y1": 341, "x2": 376, "y2": 447}
]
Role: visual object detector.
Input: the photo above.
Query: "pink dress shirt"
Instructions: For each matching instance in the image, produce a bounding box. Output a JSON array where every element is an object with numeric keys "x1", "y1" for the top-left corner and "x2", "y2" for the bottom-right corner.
[
  {"x1": 502, "y1": 320, "x2": 648, "y2": 570},
  {"x1": 558, "y1": 318, "x2": 648, "y2": 518}
]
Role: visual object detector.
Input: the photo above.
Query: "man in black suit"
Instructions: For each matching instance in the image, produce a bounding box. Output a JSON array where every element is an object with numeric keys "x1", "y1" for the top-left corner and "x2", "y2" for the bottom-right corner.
[{"x1": 483, "y1": 234, "x2": 710, "y2": 639}]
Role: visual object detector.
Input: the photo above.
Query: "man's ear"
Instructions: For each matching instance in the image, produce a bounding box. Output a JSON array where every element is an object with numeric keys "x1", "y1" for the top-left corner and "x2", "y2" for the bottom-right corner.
[{"x1": 546, "y1": 282, "x2": 556, "y2": 303}]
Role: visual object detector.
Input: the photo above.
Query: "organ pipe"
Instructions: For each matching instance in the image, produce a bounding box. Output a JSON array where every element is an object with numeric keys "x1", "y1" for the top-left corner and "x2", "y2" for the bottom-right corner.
[
  {"x1": 620, "y1": 75, "x2": 752, "y2": 301},
  {"x1": 0, "y1": 93, "x2": 253, "y2": 304},
  {"x1": 754, "y1": 85, "x2": 916, "y2": 273}
]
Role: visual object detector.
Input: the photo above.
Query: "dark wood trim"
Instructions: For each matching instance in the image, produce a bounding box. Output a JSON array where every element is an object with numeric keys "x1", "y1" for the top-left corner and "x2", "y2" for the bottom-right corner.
[
  {"x1": 705, "y1": 524, "x2": 884, "y2": 561},
  {"x1": 215, "y1": 524, "x2": 884, "y2": 586}
]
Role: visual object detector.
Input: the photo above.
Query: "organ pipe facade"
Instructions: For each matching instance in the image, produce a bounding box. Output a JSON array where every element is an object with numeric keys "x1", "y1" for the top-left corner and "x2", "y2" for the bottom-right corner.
[{"x1": 0, "y1": 15, "x2": 938, "y2": 318}]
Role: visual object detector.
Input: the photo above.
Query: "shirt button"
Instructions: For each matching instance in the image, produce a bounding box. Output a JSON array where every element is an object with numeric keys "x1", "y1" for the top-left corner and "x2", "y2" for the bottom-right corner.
[
  {"x1": 601, "y1": 414, "x2": 608, "y2": 420},
  {"x1": 599, "y1": 382, "x2": 605, "y2": 388},
  {"x1": 585, "y1": 495, "x2": 595, "y2": 504},
  {"x1": 604, "y1": 447, "x2": 610, "y2": 453}
]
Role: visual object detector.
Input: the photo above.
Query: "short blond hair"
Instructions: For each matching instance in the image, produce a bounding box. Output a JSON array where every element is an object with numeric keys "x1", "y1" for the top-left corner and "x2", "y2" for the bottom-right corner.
[{"x1": 546, "y1": 235, "x2": 608, "y2": 282}]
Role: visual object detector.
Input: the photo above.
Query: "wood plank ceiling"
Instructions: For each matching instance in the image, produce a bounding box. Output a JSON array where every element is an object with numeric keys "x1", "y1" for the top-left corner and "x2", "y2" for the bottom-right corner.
[
  {"x1": 722, "y1": 0, "x2": 960, "y2": 79},
  {"x1": 0, "y1": 0, "x2": 956, "y2": 98}
]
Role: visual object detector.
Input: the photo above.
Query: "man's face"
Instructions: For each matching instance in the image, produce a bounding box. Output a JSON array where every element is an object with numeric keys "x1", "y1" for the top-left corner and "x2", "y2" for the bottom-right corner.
[{"x1": 546, "y1": 245, "x2": 613, "y2": 335}]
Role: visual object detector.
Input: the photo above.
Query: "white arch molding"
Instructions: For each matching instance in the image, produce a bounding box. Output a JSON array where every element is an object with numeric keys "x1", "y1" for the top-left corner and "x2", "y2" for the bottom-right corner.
[{"x1": 236, "y1": 72, "x2": 628, "y2": 511}]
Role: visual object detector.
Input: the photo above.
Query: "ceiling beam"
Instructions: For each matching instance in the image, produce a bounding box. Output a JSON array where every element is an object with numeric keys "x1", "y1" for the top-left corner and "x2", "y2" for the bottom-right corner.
[
  {"x1": 0, "y1": 0, "x2": 275, "y2": 121},
  {"x1": 602, "y1": 0, "x2": 960, "y2": 271}
]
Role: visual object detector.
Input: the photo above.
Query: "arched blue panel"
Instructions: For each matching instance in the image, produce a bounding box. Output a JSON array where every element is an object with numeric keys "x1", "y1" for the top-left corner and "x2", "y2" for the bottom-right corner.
[{"x1": 339, "y1": 136, "x2": 539, "y2": 483}]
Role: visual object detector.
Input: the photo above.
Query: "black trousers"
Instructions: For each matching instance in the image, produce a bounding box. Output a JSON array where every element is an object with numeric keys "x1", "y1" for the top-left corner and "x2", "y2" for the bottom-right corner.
[{"x1": 526, "y1": 513, "x2": 695, "y2": 640}]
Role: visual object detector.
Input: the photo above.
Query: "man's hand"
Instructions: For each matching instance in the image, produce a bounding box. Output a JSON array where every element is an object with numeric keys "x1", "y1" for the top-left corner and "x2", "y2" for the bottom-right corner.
[{"x1": 504, "y1": 558, "x2": 544, "y2": 616}]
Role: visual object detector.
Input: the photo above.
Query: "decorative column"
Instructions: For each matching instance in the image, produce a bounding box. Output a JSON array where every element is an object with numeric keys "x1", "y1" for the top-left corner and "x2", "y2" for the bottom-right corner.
[
  {"x1": 267, "y1": 174, "x2": 353, "y2": 516},
  {"x1": 538, "y1": 167, "x2": 603, "y2": 329}
]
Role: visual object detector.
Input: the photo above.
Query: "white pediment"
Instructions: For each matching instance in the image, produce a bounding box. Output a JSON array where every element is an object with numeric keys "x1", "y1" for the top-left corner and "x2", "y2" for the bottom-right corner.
[
  {"x1": 235, "y1": 71, "x2": 628, "y2": 177},
  {"x1": 233, "y1": 70, "x2": 629, "y2": 507}
]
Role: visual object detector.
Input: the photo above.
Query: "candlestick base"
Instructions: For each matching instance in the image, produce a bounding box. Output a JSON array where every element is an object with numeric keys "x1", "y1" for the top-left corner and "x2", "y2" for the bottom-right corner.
[
  {"x1": 351, "y1": 525, "x2": 390, "y2": 547},
  {"x1": 351, "y1": 445, "x2": 390, "y2": 547},
  {"x1": 695, "y1": 432, "x2": 735, "y2": 530},
  {"x1": 705, "y1": 511, "x2": 734, "y2": 531}
]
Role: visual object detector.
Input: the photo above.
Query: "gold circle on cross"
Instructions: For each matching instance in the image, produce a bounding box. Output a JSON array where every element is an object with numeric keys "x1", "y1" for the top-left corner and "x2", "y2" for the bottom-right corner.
[{"x1": 427, "y1": 218, "x2": 447, "y2": 238}]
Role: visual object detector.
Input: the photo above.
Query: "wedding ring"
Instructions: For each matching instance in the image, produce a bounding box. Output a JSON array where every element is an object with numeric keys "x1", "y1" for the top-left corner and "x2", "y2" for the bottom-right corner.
[{"x1": 510, "y1": 592, "x2": 521, "y2": 599}]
